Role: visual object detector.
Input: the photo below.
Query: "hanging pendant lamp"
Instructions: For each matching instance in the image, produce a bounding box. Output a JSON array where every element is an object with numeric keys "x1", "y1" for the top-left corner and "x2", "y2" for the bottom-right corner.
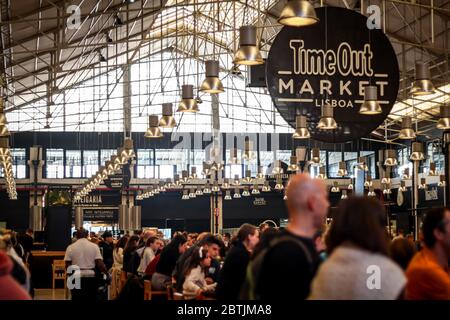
[
  {"x1": 398, "y1": 116, "x2": 416, "y2": 139},
  {"x1": 311, "y1": 147, "x2": 320, "y2": 164},
  {"x1": 384, "y1": 149, "x2": 398, "y2": 166},
  {"x1": 272, "y1": 160, "x2": 284, "y2": 175},
  {"x1": 287, "y1": 156, "x2": 299, "y2": 172},
  {"x1": 410, "y1": 142, "x2": 425, "y2": 161},
  {"x1": 409, "y1": 62, "x2": 435, "y2": 96},
  {"x1": 233, "y1": 26, "x2": 264, "y2": 66},
  {"x1": 437, "y1": 105, "x2": 450, "y2": 130},
  {"x1": 359, "y1": 85, "x2": 382, "y2": 115},
  {"x1": 159, "y1": 103, "x2": 177, "y2": 128},
  {"x1": 317, "y1": 104, "x2": 337, "y2": 130},
  {"x1": 200, "y1": 60, "x2": 224, "y2": 93},
  {"x1": 337, "y1": 161, "x2": 348, "y2": 177},
  {"x1": 292, "y1": 115, "x2": 310, "y2": 139},
  {"x1": 177, "y1": 85, "x2": 199, "y2": 113},
  {"x1": 278, "y1": 0, "x2": 319, "y2": 27},
  {"x1": 144, "y1": 115, "x2": 163, "y2": 138}
]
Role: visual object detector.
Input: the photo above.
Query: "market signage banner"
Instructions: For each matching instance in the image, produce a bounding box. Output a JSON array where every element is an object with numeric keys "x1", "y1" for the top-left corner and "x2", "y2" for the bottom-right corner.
[
  {"x1": 266, "y1": 7, "x2": 399, "y2": 143},
  {"x1": 104, "y1": 165, "x2": 131, "y2": 189}
]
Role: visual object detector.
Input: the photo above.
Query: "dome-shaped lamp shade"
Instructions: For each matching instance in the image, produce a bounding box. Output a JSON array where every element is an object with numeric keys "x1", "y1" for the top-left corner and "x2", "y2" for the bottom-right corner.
[
  {"x1": 337, "y1": 161, "x2": 348, "y2": 177},
  {"x1": 341, "y1": 189, "x2": 348, "y2": 199},
  {"x1": 272, "y1": 160, "x2": 284, "y2": 175},
  {"x1": 262, "y1": 180, "x2": 271, "y2": 192},
  {"x1": 438, "y1": 175, "x2": 446, "y2": 187},
  {"x1": 428, "y1": 162, "x2": 437, "y2": 176},
  {"x1": 159, "y1": 103, "x2": 177, "y2": 128},
  {"x1": 384, "y1": 149, "x2": 398, "y2": 166},
  {"x1": 0, "y1": 125, "x2": 10, "y2": 137},
  {"x1": 200, "y1": 60, "x2": 224, "y2": 93},
  {"x1": 357, "y1": 156, "x2": 369, "y2": 171},
  {"x1": 287, "y1": 156, "x2": 299, "y2": 172},
  {"x1": 331, "y1": 181, "x2": 340, "y2": 193},
  {"x1": 418, "y1": 178, "x2": 427, "y2": 189},
  {"x1": 359, "y1": 86, "x2": 382, "y2": 115},
  {"x1": 118, "y1": 138, "x2": 135, "y2": 161},
  {"x1": 437, "y1": 105, "x2": 450, "y2": 130},
  {"x1": 243, "y1": 169, "x2": 253, "y2": 183},
  {"x1": 368, "y1": 186, "x2": 376, "y2": 196},
  {"x1": 293, "y1": 115, "x2": 310, "y2": 139},
  {"x1": 182, "y1": 189, "x2": 190, "y2": 200},
  {"x1": 409, "y1": 62, "x2": 435, "y2": 96},
  {"x1": 233, "y1": 188, "x2": 241, "y2": 199},
  {"x1": 317, "y1": 166, "x2": 326, "y2": 179},
  {"x1": 311, "y1": 147, "x2": 320, "y2": 164},
  {"x1": 364, "y1": 174, "x2": 373, "y2": 188},
  {"x1": 177, "y1": 85, "x2": 199, "y2": 113},
  {"x1": 317, "y1": 105, "x2": 337, "y2": 129},
  {"x1": 410, "y1": 142, "x2": 425, "y2": 161},
  {"x1": 278, "y1": 0, "x2": 319, "y2": 27},
  {"x1": 224, "y1": 190, "x2": 232, "y2": 200},
  {"x1": 398, "y1": 116, "x2": 416, "y2": 139},
  {"x1": 234, "y1": 26, "x2": 264, "y2": 66},
  {"x1": 144, "y1": 115, "x2": 163, "y2": 138}
]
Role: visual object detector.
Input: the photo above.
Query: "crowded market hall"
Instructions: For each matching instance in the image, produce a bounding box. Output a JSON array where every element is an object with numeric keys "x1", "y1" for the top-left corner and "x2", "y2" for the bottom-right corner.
[{"x1": 0, "y1": 0, "x2": 449, "y2": 306}]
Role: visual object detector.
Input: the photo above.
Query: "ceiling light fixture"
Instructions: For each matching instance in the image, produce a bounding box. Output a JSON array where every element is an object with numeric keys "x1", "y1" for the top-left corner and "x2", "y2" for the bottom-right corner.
[
  {"x1": 177, "y1": 85, "x2": 199, "y2": 113},
  {"x1": 200, "y1": 60, "x2": 224, "y2": 93},
  {"x1": 409, "y1": 61, "x2": 435, "y2": 96},
  {"x1": 278, "y1": 0, "x2": 319, "y2": 27},
  {"x1": 292, "y1": 115, "x2": 310, "y2": 139},
  {"x1": 317, "y1": 104, "x2": 337, "y2": 130},
  {"x1": 359, "y1": 85, "x2": 382, "y2": 115},
  {"x1": 233, "y1": 26, "x2": 263, "y2": 66},
  {"x1": 398, "y1": 116, "x2": 416, "y2": 139},
  {"x1": 144, "y1": 115, "x2": 163, "y2": 138},
  {"x1": 159, "y1": 103, "x2": 177, "y2": 128}
]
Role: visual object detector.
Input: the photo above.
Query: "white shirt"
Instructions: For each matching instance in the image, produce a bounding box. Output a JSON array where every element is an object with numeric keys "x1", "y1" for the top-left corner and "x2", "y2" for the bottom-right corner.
[
  {"x1": 64, "y1": 238, "x2": 103, "y2": 277},
  {"x1": 113, "y1": 247, "x2": 124, "y2": 269},
  {"x1": 183, "y1": 266, "x2": 217, "y2": 300},
  {"x1": 137, "y1": 247, "x2": 155, "y2": 274},
  {"x1": 309, "y1": 246, "x2": 406, "y2": 300}
]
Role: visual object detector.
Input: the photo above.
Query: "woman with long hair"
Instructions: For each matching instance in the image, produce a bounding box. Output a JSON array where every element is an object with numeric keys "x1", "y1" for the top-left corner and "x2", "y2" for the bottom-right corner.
[
  {"x1": 152, "y1": 234, "x2": 187, "y2": 290},
  {"x1": 309, "y1": 197, "x2": 406, "y2": 299},
  {"x1": 183, "y1": 247, "x2": 217, "y2": 299},
  {"x1": 216, "y1": 224, "x2": 259, "y2": 300},
  {"x1": 109, "y1": 235, "x2": 128, "y2": 300},
  {"x1": 113, "y1": 236, "x2": 128, "y2": 268},
  {"x1": 122, "y1": 235, "x2": 140, "y2": 276}
]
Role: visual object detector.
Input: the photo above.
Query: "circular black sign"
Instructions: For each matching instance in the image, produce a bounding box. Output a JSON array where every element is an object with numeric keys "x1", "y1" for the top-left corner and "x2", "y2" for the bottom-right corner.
[{"x1": 266, "y1": 7, "x2": 399, "y2": 143}]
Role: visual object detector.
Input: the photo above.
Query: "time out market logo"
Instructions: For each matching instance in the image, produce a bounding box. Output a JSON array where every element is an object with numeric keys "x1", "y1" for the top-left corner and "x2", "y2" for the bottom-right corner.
[{"x1": 266, "y1": 7, "x2": 399, "y2": 143}]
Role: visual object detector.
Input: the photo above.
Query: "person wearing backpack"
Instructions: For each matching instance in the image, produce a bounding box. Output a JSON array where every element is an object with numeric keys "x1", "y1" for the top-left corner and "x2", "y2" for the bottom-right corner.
[{"x1": 245, "y1": 173, "x2": 329, "y2": 300}]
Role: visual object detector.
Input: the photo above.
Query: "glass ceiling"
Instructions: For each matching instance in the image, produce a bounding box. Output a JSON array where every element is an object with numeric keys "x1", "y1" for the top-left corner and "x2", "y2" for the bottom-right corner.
[
  {"x1": 6, "y1": 0, "x2": 288, "y2": 134},
  {"x1": 7, "y1": 50, "x2": 291, "y2": 133},
  {"x1": 4, "y1": 0, "x2": 448, "y2": 136}
]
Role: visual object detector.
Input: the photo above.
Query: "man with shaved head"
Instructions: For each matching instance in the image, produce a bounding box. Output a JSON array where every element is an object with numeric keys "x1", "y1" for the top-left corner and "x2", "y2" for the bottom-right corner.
[{"x1": 255, "y1": 173, "x2": 329, "y2": 300}]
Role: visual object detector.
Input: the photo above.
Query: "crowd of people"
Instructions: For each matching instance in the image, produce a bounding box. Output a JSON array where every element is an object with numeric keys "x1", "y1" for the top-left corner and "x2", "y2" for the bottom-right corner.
[{"x1": 0, "y1": 174, "x2": 449, "y2": 300}]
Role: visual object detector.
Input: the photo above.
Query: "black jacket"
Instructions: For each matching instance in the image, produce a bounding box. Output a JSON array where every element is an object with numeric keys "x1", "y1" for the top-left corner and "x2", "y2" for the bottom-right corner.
[
  {"x1": 216, "y1": 242, "x2": 250, "y2": 300},
  {"x1": 99, "y1": 241, "x2": 114, "y2": 270},
  {"x1": 123, "y1": 250, "x2": 140, "y2": 275},
  {"x1": 155, "y1": 246, "x2": 180, "y2": 277}
]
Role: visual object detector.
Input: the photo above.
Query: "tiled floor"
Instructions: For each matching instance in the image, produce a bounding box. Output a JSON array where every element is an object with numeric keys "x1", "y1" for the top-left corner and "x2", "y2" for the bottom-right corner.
[{"x1": 34, "y1": 289, "x2": 68, "y2": 300}]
